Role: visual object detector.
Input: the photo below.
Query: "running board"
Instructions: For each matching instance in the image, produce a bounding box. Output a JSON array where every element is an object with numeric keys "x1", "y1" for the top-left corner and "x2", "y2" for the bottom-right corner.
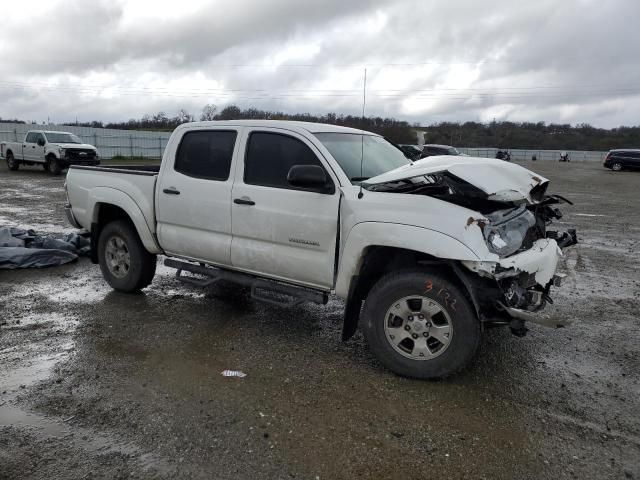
[{"x1": 164, "y1": 258, "x2": 328, "y2": 307}]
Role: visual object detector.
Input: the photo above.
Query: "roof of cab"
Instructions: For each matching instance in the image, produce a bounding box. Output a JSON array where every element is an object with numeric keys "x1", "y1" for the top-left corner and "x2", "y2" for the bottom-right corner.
[{"x1": 178, "y1": 120, "x2": 375, "y2": 135}]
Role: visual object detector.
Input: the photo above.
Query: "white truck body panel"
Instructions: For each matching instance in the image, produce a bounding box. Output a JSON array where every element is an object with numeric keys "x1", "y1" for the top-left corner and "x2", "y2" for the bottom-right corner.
[{"x1": 65, "y1": 120, "x2": 567, "y2": 300}]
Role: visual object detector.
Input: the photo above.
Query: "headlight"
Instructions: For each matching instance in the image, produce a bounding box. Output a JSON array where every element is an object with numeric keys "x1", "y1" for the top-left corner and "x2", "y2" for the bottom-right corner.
[
  {"x1": 59, "y1": 148, "x2": 66, "y2": 157},
  {"x1": 483, "y1": 207, "x2": 535, "y2": 257}
]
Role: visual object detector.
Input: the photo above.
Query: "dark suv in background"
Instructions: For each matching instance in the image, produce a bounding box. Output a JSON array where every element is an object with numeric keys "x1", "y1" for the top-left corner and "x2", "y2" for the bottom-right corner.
[
  {"x1": 422, "y1": 144, "x2": 466, "y2": 157},
  {"x1": 603, "y1": 149, "x2": 640, "y2": 171}
]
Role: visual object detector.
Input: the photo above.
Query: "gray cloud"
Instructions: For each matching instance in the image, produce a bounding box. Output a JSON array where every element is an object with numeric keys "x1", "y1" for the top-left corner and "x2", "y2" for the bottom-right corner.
[{"x1": 1, "y1": 0, "x2": 639, "y2": 127}]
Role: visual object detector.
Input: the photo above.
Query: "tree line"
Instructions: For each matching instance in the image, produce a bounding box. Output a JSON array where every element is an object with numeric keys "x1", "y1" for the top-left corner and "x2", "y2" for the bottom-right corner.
[{"x1": 6, "y1": 105, "x2": 640, "y2": 150}]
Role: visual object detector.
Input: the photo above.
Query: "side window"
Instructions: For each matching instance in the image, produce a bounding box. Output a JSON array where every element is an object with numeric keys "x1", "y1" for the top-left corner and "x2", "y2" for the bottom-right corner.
[
  {"x1": 245, "y1": 132, "x2": 329, "y2": 190},
  {"x1": 33, "y1": 133, "x2": 45, "y2": 144},
  {"x1": 25, "y1": 132, "x2": 36, "y2": 143},
  {"x1": 174, "y1": 130, "x2": 237, "y2": 181}
]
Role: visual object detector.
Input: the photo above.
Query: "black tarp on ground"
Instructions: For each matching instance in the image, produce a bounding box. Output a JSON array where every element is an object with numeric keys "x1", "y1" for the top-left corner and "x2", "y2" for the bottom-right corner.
[{"x1": 0, "y1": 226, "x2": 90, "y2": 269}]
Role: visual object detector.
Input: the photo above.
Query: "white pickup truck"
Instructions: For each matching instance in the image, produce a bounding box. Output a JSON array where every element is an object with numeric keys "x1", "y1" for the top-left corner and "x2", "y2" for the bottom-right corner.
[
  {"x1": 1, "y1": 130, "x2": 99, "y2": 175},
  {"x1": 64, "y1": 120, "x2": 577, "y2": 378}
]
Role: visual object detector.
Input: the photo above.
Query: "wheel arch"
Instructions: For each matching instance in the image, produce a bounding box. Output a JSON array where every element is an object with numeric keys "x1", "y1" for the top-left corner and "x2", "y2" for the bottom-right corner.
[
  {"x1": 337, "y1": 223, "x2": 483, "y2": 341},
  {"x1": 88, "y1": 191, "x2": 161, "y2": 263}
]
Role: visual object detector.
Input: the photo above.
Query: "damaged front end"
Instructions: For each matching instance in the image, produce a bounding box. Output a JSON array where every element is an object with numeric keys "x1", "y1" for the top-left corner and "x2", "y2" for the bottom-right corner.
[{"x1": 364, "y1": 158, "x2": 578, "y2": 335}]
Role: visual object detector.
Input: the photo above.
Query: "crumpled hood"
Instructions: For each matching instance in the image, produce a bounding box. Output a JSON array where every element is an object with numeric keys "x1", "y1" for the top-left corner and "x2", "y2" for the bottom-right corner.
[
  {"x1": 364, "y1": 155, "x2": 549, "y2": 202},
  {"x1": 52, "y1": 143, "x2": 97, "y2": 150}
]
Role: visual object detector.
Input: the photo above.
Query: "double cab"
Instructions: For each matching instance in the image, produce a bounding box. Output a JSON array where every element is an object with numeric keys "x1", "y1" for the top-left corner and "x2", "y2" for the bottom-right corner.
[
  {"x1": 64, "y1": 120, "x2": 578, "y2": 378},
  {"x1": 1, "y1": 130, "x2": 99, "y2": 175}
]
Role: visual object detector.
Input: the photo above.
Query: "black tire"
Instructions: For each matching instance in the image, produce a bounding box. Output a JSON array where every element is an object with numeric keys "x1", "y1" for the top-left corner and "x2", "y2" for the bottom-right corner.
[
  {"x1": 48, "y1": 156, "x2": 62, "y2": 175},
  {"x1": 361, "y1": 269, "x2": 480, "y2": 379},
  {"x1": 42, "y1": 162, "x2": 50, "y2": 172},
  {"x1": 98, "y1": 220, "x2": 157, "y2": 292},
  {"x1": 6, "y1": 152, "x2": 19, "y2": 171}
]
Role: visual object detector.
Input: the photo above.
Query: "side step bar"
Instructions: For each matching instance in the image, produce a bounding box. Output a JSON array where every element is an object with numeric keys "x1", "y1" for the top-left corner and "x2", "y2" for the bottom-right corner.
[{"x1": 164, "y1": 258, "x2": 328, "y2": 308}]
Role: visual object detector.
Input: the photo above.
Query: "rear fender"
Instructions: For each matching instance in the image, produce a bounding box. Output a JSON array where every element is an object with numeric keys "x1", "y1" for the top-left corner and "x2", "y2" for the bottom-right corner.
[{"x1": 88, "y1": 187, "x2": 161, "y2": 254}]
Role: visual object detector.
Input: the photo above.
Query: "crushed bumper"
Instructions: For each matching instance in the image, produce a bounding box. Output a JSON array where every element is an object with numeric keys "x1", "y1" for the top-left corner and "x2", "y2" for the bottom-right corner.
[
  {"x1": 461, "y1": 236, "x2": 577, "y2": 331},
  {"x1": 463, "y1": 238, "x2": 563, "y2": 287}
]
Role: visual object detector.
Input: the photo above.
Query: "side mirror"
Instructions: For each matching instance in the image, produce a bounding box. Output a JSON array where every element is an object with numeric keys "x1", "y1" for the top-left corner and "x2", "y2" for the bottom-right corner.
[
  {"x1": 37, "y1": 139, "x2": 45, "y2": 146},
  {"x1": 287, "y1": 165, "x2": 333, "y2": 193}
]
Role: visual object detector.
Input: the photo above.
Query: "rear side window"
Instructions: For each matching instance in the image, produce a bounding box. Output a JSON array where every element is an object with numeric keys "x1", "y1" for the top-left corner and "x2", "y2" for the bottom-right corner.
[
  {"x1": 174, "y1": 130, "x2": 237, "y2": 180},
  {"x1": 244, "y1": 132, "x2": 327, "y2": 189}
]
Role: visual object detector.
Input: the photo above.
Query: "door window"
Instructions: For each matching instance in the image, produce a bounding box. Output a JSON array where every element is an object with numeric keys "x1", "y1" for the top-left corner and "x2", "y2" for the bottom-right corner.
[
  {"x1": 244, "y1": 132, "x2": 331, "y2": 191},
  {"x1": 25, "y1": 132, "x2": 37, "y2": 143},
  {"x1": 174, "y1": 130, "x2": 237, "y2": 180},
  {"x1": 33, "y1": 133, "x2": 45, "y2": 145}
]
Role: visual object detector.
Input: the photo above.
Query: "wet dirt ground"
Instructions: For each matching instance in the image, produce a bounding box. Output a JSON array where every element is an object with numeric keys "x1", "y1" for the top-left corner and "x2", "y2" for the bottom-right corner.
[{"x1": 1, "y1": 160, "x2": 639, "y2": 479}]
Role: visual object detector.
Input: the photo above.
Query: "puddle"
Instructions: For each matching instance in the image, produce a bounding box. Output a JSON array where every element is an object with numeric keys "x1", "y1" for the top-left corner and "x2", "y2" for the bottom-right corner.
[{"x1": 0, "y1": 345, "x2": 171, "y2": 474}]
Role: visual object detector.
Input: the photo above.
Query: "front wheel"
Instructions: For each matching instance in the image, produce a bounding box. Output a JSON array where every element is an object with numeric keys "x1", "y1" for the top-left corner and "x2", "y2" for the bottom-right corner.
[
  {"x1": 361, "y1": 270, "x2": 480, "y2": 379},
  {"x1": 6, "y1": 153, "x2": 19, "y2": 171},
  {"x1": 98, "y1": 220, "x2": 157, "y2": 292},
  {"x1": 48, "y1": 156, "x2": 62, "y2": 175}
]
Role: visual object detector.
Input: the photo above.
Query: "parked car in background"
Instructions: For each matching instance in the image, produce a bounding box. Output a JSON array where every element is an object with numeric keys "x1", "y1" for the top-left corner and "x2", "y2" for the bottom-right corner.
[
  {"x1": 397, "y1": 144, "x2": 424, "y2": 160},
  {"x1": 1, "y1": 130, "x2": 99, "y2": 175},
  {"x1": 603, "y1": 149, "x2": 640, "y2": 171},
  {"x1": 422, "y1": 144, "x2": 466, "y2": 157}
]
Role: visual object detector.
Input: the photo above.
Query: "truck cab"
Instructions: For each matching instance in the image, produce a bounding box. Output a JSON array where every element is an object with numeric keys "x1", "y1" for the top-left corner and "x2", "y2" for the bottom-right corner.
[
  {"x1": 64, "y1": 120, "x2": 578, "y2": 379},
  {"x1": 1, "y1": 130, "x2": 99, "y2": 174}
]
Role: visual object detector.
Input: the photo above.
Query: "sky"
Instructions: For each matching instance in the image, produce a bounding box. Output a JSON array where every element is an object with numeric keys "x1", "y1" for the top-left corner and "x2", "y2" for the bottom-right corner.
[{"x1": 1, "y1": 0, "x2": 639, "y2": 128}]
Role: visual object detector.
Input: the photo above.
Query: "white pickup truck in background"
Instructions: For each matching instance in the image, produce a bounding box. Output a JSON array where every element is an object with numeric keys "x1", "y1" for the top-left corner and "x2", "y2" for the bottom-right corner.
[
  {"x1": 1, "y1": 130, "x2": 99, "y2": 175},
  {"x1": 64, "y1": 120, "x2": 578, "y2": 378}
]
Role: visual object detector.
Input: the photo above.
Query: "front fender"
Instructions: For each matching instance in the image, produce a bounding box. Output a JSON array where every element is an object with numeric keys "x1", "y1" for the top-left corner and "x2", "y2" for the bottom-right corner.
[
  {"x1": 334, "y1": 222, "x2": 481, "y2": 298},
  {"x1": 88, "y1": 187, "x2": 161, "y2": 254}
]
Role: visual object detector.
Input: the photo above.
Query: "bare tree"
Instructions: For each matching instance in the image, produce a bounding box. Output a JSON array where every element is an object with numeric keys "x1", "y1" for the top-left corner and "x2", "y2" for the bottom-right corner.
[{"x1": 200, "y1": 104, "x2": 217, "y2": 121}]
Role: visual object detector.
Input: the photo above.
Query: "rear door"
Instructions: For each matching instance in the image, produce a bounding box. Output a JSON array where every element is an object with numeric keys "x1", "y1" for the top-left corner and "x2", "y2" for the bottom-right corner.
[
  {"x1": 156, "y1": 128, "x2": 239, "y2": 266},
  {"x1": 230, "y1": 128, "x2": 340, "y2": 290}
]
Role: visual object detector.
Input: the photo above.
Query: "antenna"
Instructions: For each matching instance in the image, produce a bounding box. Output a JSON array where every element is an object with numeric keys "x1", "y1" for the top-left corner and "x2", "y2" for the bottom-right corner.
[{"x1": 358, "y1": 68, "x2": 367, "y2": 199}]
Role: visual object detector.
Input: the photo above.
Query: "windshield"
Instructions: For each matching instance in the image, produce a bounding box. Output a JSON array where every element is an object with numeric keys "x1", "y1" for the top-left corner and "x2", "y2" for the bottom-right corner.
[
  {"x1": 314, "y1": 133, "x2": 411, "y2": 183},
  {"x1": 44, "y1": 133, "x2": 82, "y2": 144}
]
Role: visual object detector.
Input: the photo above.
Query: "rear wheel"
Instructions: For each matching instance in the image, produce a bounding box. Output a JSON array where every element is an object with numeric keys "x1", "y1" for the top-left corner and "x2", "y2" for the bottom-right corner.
[
  {"x1": 612, "y1": 162, "x2": 623, "y2": 171},
  {"x1": 98, "y1": 220, "x2": 157, "y2": 292},
  {"x1": 361, "y1": 269, "x2": 480, "y2": 379},
  {"x1": 6, "y1": 152, "x2": 19, "y2": 171}
]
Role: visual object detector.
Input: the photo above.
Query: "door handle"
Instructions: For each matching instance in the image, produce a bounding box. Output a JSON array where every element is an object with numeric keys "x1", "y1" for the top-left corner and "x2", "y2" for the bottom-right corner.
[
  {"x1": 234, "y1": 198, "x2": 255, "y2": 206},
  {"x1": 163, "y1": 187, "x2": 180, "y2": 195}
]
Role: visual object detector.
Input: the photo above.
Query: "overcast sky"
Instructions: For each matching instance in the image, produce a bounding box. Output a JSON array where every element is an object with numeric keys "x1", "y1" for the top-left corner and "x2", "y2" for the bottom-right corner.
[{"x1": 1, "y1": 0, "x2": 639, "y2": 127}]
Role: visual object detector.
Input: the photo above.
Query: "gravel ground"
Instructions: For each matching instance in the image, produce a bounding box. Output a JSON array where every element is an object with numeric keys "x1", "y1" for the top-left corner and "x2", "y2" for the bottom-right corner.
[{"x1": 1, "y1": 160, "x2": 639, "y2": 480}]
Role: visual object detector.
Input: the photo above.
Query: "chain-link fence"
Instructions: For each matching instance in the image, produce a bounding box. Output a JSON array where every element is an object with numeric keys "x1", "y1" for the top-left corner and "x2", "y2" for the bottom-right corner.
[{"x1": 0, "y1": 123, "x2": 171, "y2": 159}]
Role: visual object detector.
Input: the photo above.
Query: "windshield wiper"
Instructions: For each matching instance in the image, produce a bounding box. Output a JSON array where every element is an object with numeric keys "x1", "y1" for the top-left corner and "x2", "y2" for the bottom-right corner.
[{"x1": 350, "y1": 176, "x2": 370, "y2": 182}]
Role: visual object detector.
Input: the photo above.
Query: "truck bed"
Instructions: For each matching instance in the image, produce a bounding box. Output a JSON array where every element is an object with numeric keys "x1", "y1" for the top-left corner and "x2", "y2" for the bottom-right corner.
[{"x1": 66, "y1": 164, "x2": 160, "y2": 236}]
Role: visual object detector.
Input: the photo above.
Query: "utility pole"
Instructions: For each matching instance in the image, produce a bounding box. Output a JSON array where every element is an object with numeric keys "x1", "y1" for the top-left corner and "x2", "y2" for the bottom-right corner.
[{"x1": 362, "y1": 68, "x2": 367, "y2": 119}]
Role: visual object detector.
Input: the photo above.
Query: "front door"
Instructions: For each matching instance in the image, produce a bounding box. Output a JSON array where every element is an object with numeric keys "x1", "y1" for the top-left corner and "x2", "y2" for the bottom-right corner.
[
  {"x1": 23, "y1": 132, "x2": 39, "y2": 162},
  {"x1": 230, "y1": 129, "x2": 340, "y2": 290},
  {"x1": 156, "y1": 128, "x2": 239, "y2": 266}
]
